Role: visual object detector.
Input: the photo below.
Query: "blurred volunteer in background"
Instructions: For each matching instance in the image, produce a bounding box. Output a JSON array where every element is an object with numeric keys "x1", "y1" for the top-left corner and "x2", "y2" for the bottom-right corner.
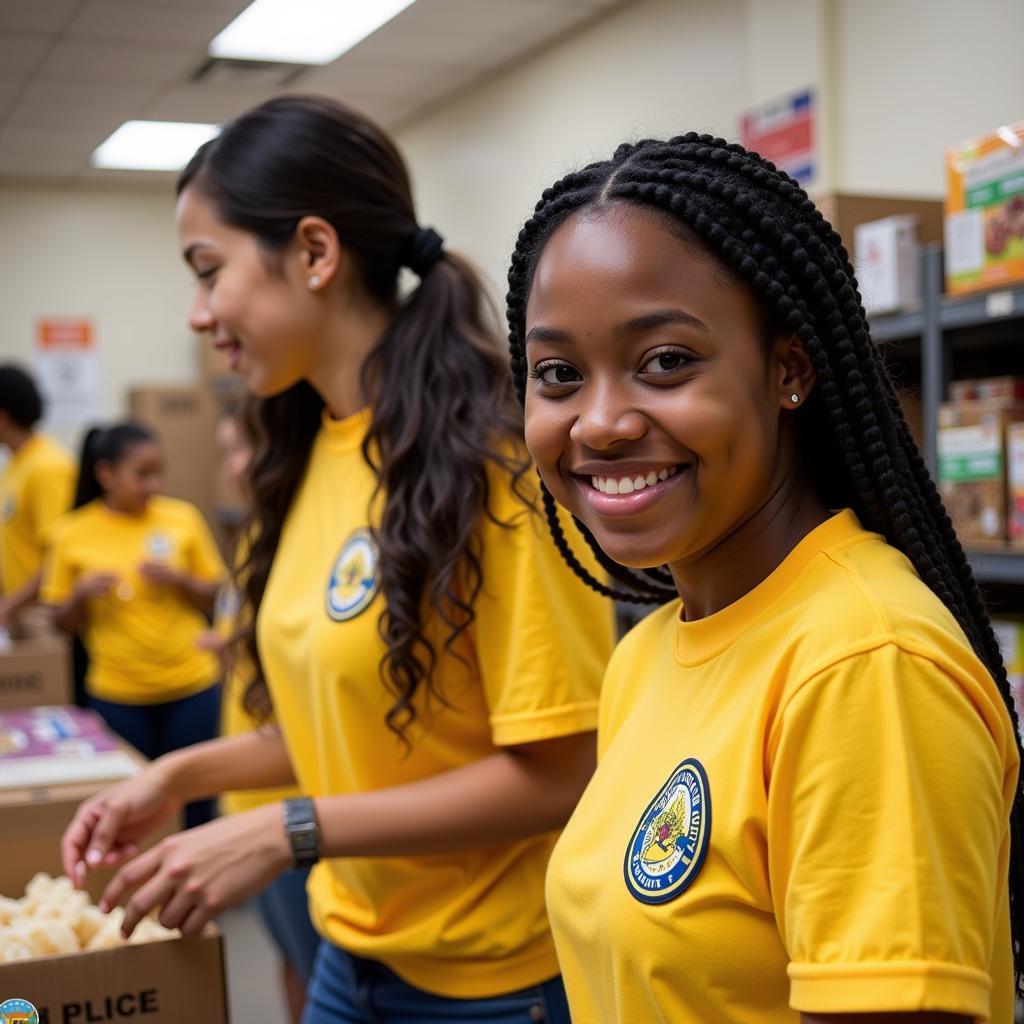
[
  {"x1": 0, "y1": 363, "x2": 75, "y2": 637},
  {"x1": 43, "y1": 422, "x2": 226, "y2": 828},
  {"x1": 62, "y1": 95, "x2": 613, "y2": 1024}
]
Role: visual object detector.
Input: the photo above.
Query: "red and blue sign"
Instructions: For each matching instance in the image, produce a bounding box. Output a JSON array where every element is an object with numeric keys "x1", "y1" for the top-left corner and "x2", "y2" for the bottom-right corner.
[{"x1": 740, "y1": 89, "x2": 816, "y2": 185}]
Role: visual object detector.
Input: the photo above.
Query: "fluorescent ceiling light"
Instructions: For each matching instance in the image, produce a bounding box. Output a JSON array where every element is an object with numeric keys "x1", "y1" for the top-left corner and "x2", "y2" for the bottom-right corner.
[
  {"x1": 209, "y1": 0, "x2": 418, "y2": 64},
  {"x1": 91, "y1": 121, "x2": 220, "y2": 171}
]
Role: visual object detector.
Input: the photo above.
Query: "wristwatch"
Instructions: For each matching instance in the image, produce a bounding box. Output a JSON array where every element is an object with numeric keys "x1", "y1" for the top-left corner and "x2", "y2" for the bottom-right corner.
[{"x1": 282, "y1": 797, "x2": 321, "y2": 869}]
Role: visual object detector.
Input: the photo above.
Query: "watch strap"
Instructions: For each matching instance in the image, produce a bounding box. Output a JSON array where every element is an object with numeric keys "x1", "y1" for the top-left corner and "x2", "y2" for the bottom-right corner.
[{"x1": 283, "y1": 796, "x2": 320, "y2": 869}]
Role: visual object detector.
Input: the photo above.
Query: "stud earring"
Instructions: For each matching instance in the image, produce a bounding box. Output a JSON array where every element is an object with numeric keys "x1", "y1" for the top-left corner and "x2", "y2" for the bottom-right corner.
[
  {"x1": 308, "y1": 275, "x2": 321, "y2": 289},
  {"x1": 790, "y1": 393, "x2": 800, "y2": 404}
]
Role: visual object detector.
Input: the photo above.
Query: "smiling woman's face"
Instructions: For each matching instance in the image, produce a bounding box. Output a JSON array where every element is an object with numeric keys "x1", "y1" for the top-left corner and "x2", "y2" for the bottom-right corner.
[{"x1": 523, "y1": 204, "x2": 799, "y2": 572}]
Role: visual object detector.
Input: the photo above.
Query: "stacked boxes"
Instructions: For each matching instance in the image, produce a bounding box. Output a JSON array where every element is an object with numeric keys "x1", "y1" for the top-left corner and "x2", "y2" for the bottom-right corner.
[
  {"x1": 854, "y1": 215, "x2": 921, "y2": 315},
  {"x1": 938, "y1": 377, "x2": 1024, "y2": 547},
  {"x1": 945, "y1": 121, "x2": 1024, "y2": 296}
]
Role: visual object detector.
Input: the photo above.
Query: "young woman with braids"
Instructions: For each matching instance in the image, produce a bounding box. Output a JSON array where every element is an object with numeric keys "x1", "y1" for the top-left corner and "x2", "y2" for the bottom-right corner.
[
  {"x1": 60, "y1": 96, "x2": 613, "y2": 1023},
  {"x1": 510, "y1": 134, "x2": 1021, "y2": 1024}
]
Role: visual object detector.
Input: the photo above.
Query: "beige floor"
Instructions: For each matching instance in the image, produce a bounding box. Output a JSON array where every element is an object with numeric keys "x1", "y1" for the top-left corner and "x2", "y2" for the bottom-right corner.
[{"x1": 219, "y1": 904, "x2": 291, "y2": 1024}]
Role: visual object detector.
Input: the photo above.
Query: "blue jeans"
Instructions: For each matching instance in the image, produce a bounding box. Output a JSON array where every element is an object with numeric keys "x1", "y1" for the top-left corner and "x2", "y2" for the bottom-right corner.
[
  {"x1": 87, "y1": 684, "x2": 221, "y2": 829},
  {"x1": 302, "y1": 943, "x2": 571, "y2": 1024},
  {"x1": 253, "y1": 867, "x2": 321, "y2": 984}
]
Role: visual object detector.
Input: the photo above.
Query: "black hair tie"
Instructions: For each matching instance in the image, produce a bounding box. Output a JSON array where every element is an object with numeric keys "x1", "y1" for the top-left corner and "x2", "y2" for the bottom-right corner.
[{"x1": 401, "y1": 226, "x2": 445, "y2": 277}]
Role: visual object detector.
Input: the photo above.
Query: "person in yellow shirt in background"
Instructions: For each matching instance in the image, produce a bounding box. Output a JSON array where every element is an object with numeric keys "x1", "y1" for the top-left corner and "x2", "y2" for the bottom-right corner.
[
  {"x1": 507, "y1": 134, "x2": 1023, "y2": 1024},
  {"x1": 43, "y1": 422, "x2": 226, "y2": 828},
  {"x1": 0, "y1": 364, "x2": 75, "y2": 635},
  {"x1": 197, "y1": 402, "x2": 320, "y2": 1023},
  {"x1": 61, "y1": 96, "x2": 614, "y2": 1024}
]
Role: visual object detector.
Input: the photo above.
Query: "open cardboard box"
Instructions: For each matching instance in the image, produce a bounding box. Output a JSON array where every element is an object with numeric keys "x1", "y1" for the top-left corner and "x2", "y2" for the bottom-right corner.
[
  {"x1": 0, "y1": 926, "x2": 227, "y2": 1023},
  {"x1": 0, "y1": 634, "x2": 71, "y2": 711},
  {"x1": 0, "y1": 708, "x2": 180, "y2": 904}
]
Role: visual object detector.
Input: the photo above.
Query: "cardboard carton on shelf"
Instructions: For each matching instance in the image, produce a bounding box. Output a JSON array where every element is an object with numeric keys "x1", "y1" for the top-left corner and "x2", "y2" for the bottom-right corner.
[
  {"x1": 0, "y1": 928, "x2": 227, "y2": 1024},
  {"x1": 950, "y1": 376, "x2": 1024, "y2": 403},
  {"x1": 937, "y1": 399, "x2": 1024, "y2": 544},
  {"x1": 0, "y1": 630, "x2": 70, "y2": 710},
  {"x1": 854, "y1": 215, "x2": 921, "y2": 315},
  {"x1": 814, "y1": 192, "x2": 944, "y2": 259},
  {"x1": 994, "y1": 617, "x2": 1024, "y2": 741},
  {"x1": 0, "y1": 706, "x2": 180, "y2": 904},
  {"x1": 945, "y1": 120, "x2": 1024, "y2": 296}
]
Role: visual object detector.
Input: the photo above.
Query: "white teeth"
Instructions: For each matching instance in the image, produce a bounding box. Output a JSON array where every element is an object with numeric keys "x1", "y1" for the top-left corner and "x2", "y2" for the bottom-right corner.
[{"x1": 589, "y1": 466, "x2": 680, "y2": 495}]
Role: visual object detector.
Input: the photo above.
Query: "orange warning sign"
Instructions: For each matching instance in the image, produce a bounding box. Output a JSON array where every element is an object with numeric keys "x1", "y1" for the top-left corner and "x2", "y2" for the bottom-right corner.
[{"x1": 36, "y1": 318, "x2": 94, "y2": 349}]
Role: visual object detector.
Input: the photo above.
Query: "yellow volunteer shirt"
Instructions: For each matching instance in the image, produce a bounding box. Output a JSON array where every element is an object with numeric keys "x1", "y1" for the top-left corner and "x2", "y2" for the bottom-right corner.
[
  {"x1": 547, "y1": 510, "x2": 1018, "y2": 1024},
  {"x1": 42, "y1": 496, "x2": 226, "y2": 703},
  {"x1": 0, "y1": 433, "x2": 75, "y2": 593},
  {"x1": 216, "y1": 581, "x2": 300, "y2": 815},
  {"x1": 258, "y1": 408, "x2": 614, "y2": 999}
]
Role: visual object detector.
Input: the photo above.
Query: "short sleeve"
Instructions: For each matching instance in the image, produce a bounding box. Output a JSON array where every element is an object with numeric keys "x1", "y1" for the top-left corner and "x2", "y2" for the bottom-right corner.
[
  {"x1": 470, "y1": 473, "x2": 615, "y2": 746},
  {"x1": 40, "y1": 521, "x2": 76, "y2": 605},
  {"x1": 25, "y1": 460, "x2": 74, "y2": 547},
  {"x1": 767, "y1": 642, "x2": 1014, "y2": 1019},
  {"x1": 183, "y1": 506, "x2": 227, "y2": 584}
]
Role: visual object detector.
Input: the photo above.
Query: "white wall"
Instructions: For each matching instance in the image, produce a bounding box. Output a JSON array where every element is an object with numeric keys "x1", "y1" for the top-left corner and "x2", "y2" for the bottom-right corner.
[
  {"x1": 837, "y1": 0, "x2": 1024, "y2": 195},
  {"x1": 396, "y1": 0, "x2": 748, "y2": 295},
  {"x1": 0, "y1": 186, "x2": 195, "y2": 453}
]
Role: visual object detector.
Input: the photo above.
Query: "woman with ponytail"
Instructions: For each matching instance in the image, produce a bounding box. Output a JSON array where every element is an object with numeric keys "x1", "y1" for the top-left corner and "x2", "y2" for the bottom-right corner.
[
  {"x1": 509, "y1": 136, "x2": 1021, "y2": 1023},
  {"x1": 43, "y1": 423, "x2": 225, "y2": 827},
  {"x1": 62, "y1": 96, "x2": 612, "y2": 1023}
]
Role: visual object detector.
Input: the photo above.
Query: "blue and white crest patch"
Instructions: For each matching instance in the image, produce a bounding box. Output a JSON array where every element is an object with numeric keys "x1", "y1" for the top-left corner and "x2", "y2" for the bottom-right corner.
[
  {"x1": 624, "y1": 758, "x2": 711, "y2": 904},
  {"x1": 325, "y1": 528, "x2": 379, "y2": 622}
]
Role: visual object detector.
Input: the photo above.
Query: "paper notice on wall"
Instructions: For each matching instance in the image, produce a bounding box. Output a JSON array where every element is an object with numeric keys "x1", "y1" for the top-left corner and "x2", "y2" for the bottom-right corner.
[
  {"x1": 740, "y1": 89, "x2": 816, "y2": 185},
  {"x1": 33, "y1": 317, "x2": 100, "y2": 426}
]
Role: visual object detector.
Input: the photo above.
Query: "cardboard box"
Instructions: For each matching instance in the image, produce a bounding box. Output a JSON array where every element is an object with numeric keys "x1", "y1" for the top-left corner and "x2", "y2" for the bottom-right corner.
[
  {"x1": 937, "y1": 400, "x2": 1024, "y2": 543},
  {"x1": 0, "y1": 635, "x2": 71, "y2": 710},
  {"x1": 945, "y1": 121, "x2": 1024, "y2": 296},
  {"x1": 127, "y1": 386, "x2": 218, "y2": 524},
  {"x1": 950, "y1": 376, "x2": 1024, "y2": 403},
  {"x1": 815, "y1": 192, "x2": 944, "y2": 258},
  {"x1": 1008, "y1": 422, "x2": 1024, "y2": 546},
  {"x1": 855, "y1": 215, "x2": 921, "y2": 314},
  {"x1": 0, "y1": 708, "x2": 179, "y2": 904},
  {"x1": 0, "y1": 929, "x2": 228, "y2": 1024}
]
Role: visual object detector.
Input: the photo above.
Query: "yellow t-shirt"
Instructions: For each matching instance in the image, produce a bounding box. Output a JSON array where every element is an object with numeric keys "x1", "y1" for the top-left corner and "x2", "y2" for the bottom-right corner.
[
  {"x1": 258, "y1": 408, "x2": 615, "y2": 999},
  {"x1": 41, "y1": 496, "x2": 226, "y2": 703},
  {"x1": 216, "y1": 580, "x2": 300, "y2": 815},
  {"x1": 0, "y1": 434, "x2": 75, "y2": 593},
  {"x1": 547, "y1": 509, "x2": 1018, "y2": 1024}
]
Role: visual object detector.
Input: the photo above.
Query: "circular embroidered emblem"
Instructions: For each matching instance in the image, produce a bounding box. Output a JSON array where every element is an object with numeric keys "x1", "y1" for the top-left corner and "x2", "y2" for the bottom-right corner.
[
  {"x1": 145, "y1": 532, "x2": 175, "y2": 559},
  {"x1": 624, "y1": 758, "x2": 711, "y2": 904},
  {"x1": 0, "y1": 998, "x2": 40, "y2": 1024},
  {"x1": 325, "y1": 529, "x2": 379, "y2": 622}
]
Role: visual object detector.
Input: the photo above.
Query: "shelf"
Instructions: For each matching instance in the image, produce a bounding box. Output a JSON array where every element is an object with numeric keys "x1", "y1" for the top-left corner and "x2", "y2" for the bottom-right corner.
[
  {"x1": 869, "y1": 307, "x2": 924, "y2": 343},
  {"x1": 940, "y1": 286, "x2": 1024, "y2": 332},
  {"x1": 966, "y1": 548, "x2": 1024, "y2": 585}
]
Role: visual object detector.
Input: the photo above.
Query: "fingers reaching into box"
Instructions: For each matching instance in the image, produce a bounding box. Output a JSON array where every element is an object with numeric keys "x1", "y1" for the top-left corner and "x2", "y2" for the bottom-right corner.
[
  {"x1": 100, "y1": 803, "x2": 292, "y2": 939},
  {"x1": 61, "y1": 768, "x2": 184, "y2": 883}
]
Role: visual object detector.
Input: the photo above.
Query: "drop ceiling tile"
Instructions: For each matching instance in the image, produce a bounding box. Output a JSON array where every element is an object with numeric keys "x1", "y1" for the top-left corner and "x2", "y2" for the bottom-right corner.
[
  {"x1": 7, "y1": 74, "x2": 150, "y2": 122},
  {"x1": 0, "y1": 123, "x2": 113, "y2": 158},
  {"x1": 66, "y1": 1, "x2": 237, "y2": 47},
  {"x1": 141, "y1": 83, "x2": 280, "y2": 125},
  {"x1": 0, "y1": 0, "x2": 79, "y2": 33},
  {"x1": 0, "y1": 32, "x2": 53, "y2": 74},
  {"x1": 40, "y1": 37, "x2": 203, "y2": 84},
  {"x1": 0, "y1": 73, "x2": 29, "y2": 114}
]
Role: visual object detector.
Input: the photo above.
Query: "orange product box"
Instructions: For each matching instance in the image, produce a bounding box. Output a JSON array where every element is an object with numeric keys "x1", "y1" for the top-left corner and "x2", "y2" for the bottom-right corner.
[
  {"x1": 1008, "y1": 422, "x2": 1024, "y2": 545},
  {"x1": 945, "y1": 120, "x2": 1024, "y2": 295}
]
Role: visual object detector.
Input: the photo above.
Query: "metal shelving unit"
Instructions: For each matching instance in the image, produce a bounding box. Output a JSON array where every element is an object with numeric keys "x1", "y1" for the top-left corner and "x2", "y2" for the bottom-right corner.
[{"x1": 869, "y1": 244, "x2": 1024, "y2": 588}]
